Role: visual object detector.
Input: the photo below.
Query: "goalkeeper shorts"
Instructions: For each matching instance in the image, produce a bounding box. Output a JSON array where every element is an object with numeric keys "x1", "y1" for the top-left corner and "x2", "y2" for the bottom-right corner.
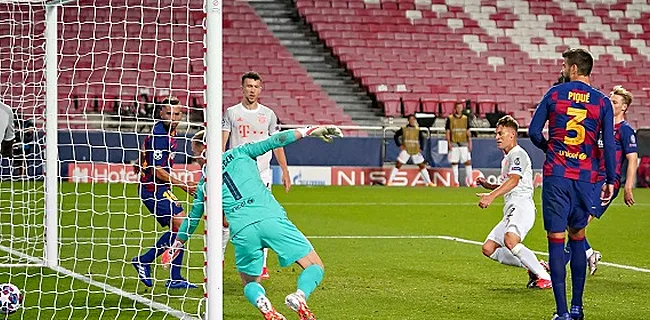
[
  {"x1": 141, "y1": 188, "x2": 184, "y2": 227},
  {"x1": 231, "y1": 217, "x2": 313, "y2": 277}
]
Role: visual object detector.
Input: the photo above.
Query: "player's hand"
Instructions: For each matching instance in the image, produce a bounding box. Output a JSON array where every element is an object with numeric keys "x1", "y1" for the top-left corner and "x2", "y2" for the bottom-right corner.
[
  {"x1": 475, "y1": 177, "x2": 489, "y2": 189},
  {"x1": 624, "y1": 186, "x2": 635, "y2": 207},
  {"x1": 281, "y1": 169, "x2": 292, "y2": 193},
  {"x1": 600, "y1": 183, "x2": 614, "y2": 206},
  {"x1": 304, "y1": 126, "x2": 344, "y2": 143},
  {"x1": 161, "y1": 240, "x2": 184, "y2": 269},
  {"x1": 185, "y1": 184, "x2": 197, "y2": 196},
  {"x1": 476, "y1": 193, "x2": 493, "y2": 209}
]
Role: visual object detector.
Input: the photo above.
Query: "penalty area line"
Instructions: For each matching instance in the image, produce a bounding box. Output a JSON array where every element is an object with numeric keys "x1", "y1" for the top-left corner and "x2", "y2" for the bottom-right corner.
[{"x1": 0, "y1": 244, "x2": 199, "y2": 320}]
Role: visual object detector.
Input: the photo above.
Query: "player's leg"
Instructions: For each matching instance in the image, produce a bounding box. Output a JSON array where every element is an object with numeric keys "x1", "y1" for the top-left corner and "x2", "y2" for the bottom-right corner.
[
  {"x1": 503, "y1": 200, "x2": 551, "y2": 287},
  {"x1": 542, "y1": 176, "x2": 571, "y2": 317},
  {"x1": 261, "y1": 218, "x2": 321, "y2": 320},
  {"x1": 233, "y1": 223, "x2": 285, "y2": 319},
  {"x1": 482, "y1": 222, "x2": 524, "y2": 267},
  {"x1": 223, "y1": 212, "x2": 230, "y2": 265},
  {"x1": 132, "y1": 192, "x2": 175, "y2": 287},
  {"x1": 448, "y1": 148, "x2": 460, "y2": 186},
  {"x1": 165, "y1": 207, "x2": 197, "y2": 289},
  {"x1": 565, "y1": 181, "x2": 596, "y2": 320},
  {"x1": 460, "y1": 147, "x2": 473, "y2": 186},
  {"x1": 414, "y1": 153, "x2": 433, "y2": 186},
  {"x1": 388, "y1": 150, "x2": 409, "y2": 185},
  {"x1": 261, "y1": 170, "x2": 273, "y2": 279}
]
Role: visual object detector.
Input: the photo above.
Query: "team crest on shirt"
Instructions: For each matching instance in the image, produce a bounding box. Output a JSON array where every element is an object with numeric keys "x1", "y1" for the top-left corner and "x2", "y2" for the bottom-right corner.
[
  {"x1": 236, "y1": 117, "x2": 243, "y2": 122},
  {"x1": 258, "y1": 114, "x2": 267, "y2": 124},
  {"x1": 153, "y1": 150, "x2": 163, "y2": 160}
]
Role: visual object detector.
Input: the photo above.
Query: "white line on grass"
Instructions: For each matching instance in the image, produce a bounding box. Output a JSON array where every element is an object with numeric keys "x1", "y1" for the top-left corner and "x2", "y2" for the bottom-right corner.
[
  {"x1": 0, "y1": 244, "x2": 199, "y2": 320},
  {"x1": 59, "y1": 235, "x2": 650, "y2": 274},
  {"x1": 281, "y1": 202, "x2": 647, "y2": 207}
]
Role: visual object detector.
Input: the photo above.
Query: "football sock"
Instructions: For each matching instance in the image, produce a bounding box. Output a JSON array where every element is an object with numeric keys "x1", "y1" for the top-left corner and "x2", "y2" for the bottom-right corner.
[
  {"x1": 263, "y1": 248, "x2": 268, "y2": 269},
  {"x1": 419, "y1": 168, "x2": 432, "y2": 184},
  {"x1": 465, "y1": 165, "x2": 473, "y2": 185},
  {"x1": 139, "y1": 231, "x2": 174, "y2": 264},
  {"x1": 170, "y1": 248, "x2": 185, "y2": 280},
  {"x1": 222, "y1": 227, "x2": 230, "y2": 261},
  {"x1": 244, "y1": 282, "x2": 266, "y2": 307},
  {"x1": 451, "y1": 164, "x2": 459, "y2": 185},
  {"x1": 569, "y1": 237, "x2": 587, "y2": 307},
  {"x1": 489, "y1": 247, "x2": 524, "y2": 267},
  {"x1": 511, "y1": 243, "x2": 550, "y2": 280},
  {"x1": 388, "y1": 167, "x2": 399, "y2": 184},
  {"x1": 297, "y1": 265, "x2": 324, "y2": 300},
  {"x1": 549, "y1": 236, "x2": 568, "y2": 316}
]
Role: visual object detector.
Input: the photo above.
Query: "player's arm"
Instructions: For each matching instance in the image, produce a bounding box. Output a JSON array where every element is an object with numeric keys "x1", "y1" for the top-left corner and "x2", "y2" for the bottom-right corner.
[
  {"x1": 476, "y1": 174, "x2": 520, "y2": 209},
  {"x1": 466, "y1": 119, "x2": 472, "y2": 152},
  {"x1": 445, "y1": 118, "x2": 452, "y2": 150},
  {"x1": 528, "y1": 92, "x2": 550, "y2": 152},
  {"x1": 151, "y1": 137, "x2": 196, "y2": 194},
  {"x1": 222, "y1": 109, "x2": 232, "y2": 151},
  {"x1": 475, "y1": 177, "x2": 498, "y2": 190},
  {"x1": 239, "y1": 126, "x2": 343, "y2": 159},
  {"x1": 1, "y1": 110, "x2": 15, "y2": 157},
  {"x1": 622, "y1": 126, "x2": 639, "y2": 206},
  {"x1": 394, "y1": 128, "x2": 403, "y2": 149},
  {"x1": 273, "y1": 147, "x2": 291, "y2": 192}
]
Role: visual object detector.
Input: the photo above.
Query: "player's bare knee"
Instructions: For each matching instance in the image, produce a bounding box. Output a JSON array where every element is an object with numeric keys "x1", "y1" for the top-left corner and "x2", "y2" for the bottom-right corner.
[
  {"x1": 297, "y1": 250, "x2": 324, "y2": 270},
  {"x1": 465, "y1": 161, "x2": 471, "y2": 166},
  {"x1": 240, "y1": 273, "x2": 261, "y2": 286},
  {"x1": 417, "y1": 163, "x2": 426, "y2": 170},
  {"x1": 395, "y1": 162, "x2": 404, "y2": 169},
  {"x1": 482, "y1": 243, "x2": 496, "y2": 257},
  {"x1": 503, "y1": 233, "x2": 521, "y2": 250}
]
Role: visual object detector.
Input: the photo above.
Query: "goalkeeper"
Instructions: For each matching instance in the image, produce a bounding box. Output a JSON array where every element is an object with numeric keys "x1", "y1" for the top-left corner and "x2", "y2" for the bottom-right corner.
[{"x1": 163, "y1": 126, "x2": 342, "y2": 320}]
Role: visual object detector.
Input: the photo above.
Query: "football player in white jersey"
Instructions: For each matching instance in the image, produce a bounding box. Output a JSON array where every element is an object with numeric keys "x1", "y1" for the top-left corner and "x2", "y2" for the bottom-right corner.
[
  {"x1": 475, "y1": 115, "x2": 552, "y2": 289},
  {"x1": 222, "y1": 71, "x2": 291, "y2": 280}
]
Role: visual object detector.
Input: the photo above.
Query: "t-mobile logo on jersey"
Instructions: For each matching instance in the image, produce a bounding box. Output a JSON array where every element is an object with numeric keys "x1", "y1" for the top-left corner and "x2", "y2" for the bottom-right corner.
[{"x1": 238, "y1": 124, "x2": 264, "y2": 138}]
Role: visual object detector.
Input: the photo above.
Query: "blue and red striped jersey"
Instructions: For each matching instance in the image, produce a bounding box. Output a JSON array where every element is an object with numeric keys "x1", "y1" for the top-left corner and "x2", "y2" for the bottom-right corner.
[
  {"x1": 529, "y1": 81, "x2": 616, "y2": 184},
  {"x1": 139, "y1": 121, "x2": 177, "y2": 192},
  {"x1": 597, "y1": 120, "x2": 637, "y2": 187}
]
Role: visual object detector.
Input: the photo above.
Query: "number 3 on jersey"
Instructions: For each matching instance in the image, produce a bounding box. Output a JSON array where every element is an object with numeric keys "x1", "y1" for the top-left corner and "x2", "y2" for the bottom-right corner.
[
  {"x1": 223, "y1": 172, "x2": 243, "y2": 200},
  {"x1": 564, "y1": 107, "x2": 587, "y2": 146}
]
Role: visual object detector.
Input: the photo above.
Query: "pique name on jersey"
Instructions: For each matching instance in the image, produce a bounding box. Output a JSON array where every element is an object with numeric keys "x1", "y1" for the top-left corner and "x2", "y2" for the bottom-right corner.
[{"x1": 568, "y1": 90, "x2": 590, "y2": 104}]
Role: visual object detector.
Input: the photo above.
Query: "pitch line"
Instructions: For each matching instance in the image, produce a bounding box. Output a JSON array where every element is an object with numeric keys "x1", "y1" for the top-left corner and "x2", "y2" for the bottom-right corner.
[
  {"x1": 58, "y1": 235, "x2": 650, "y2": 274},
  {"x1": 281, "y1": 202, "x2": 647, "y2": 207},
  {"x1": 0, "y1": 244, "x2": 199, "y2": 320}
]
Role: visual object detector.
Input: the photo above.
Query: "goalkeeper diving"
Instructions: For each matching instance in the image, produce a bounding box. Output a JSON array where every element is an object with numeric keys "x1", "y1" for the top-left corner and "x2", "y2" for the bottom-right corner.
[{"x1": 162, "y1": 125, "x2": 343, "y2": 320}]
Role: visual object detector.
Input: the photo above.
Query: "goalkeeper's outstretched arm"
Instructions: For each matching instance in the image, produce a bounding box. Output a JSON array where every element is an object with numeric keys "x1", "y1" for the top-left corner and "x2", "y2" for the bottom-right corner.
[{"x1": 240, "y1": 126, "x2": 343, "y2": 160}]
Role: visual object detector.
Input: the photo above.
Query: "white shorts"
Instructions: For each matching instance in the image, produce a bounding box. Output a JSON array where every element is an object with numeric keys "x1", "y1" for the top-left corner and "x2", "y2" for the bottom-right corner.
[
  {"x1": 485, "y1": 198, "x2": 536, "y2": 246},
  {"x1": 448, "y1": 146, "x2": 471, "y2": 163},
  {"x1": 396, "y1": 150, "x2": 425, "y2": 165},
  {"x1": 259, "y1": 168, "x2": 272, "y2": 191}
]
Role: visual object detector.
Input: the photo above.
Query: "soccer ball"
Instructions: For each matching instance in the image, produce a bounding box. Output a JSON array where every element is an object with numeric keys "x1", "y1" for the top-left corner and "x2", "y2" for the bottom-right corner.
[{"x1": 0, "y1": 283, "x2": 23, "y2": 315}]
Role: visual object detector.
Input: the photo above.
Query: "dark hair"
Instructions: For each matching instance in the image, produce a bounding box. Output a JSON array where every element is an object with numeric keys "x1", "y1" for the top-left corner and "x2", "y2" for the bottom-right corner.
[
  {"x1": 241, "y1": 71, "x2": 262, "y2": 85},
  {"x1": 192, "y1": 130, "x2": 206, "y2": 147},
  {"x1": 496, "y1": 115, "x2": 519, "y2": 132},
  {"x1": 562, "y1": 48, "x2": 593, "y2": 76},
  {"x1": 155, "y1": 96, "x2": 180, "y2": 119}
]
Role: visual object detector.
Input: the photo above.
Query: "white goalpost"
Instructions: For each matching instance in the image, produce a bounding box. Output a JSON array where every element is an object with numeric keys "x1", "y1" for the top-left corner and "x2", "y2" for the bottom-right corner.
[{"x1": 0, "y1": 0, "x2": 223, "y2": 319}]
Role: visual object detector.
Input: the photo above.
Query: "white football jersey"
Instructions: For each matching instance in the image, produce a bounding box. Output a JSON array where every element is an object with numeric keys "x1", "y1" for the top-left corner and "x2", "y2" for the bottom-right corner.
[
  {"x1": 500, "y1": 145, "x2": 534, "y2": 203},
  {"x1": 222, "y1": 103, "x2": 280, "y2": 172},
  {"x1": 0, "y1": 101, "x2": 15, "y2": 142}
]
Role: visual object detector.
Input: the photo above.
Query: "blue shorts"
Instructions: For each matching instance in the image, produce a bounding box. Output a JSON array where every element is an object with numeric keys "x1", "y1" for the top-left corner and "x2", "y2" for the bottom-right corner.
[
  {"x1": 542, "y1": 176, "x2": 597, "y2": 233},
  {"x1": 140, "y1": 188, "x2": 184, "y2": 227},
  {"x1": 231, "y1": 217, "x2": 313, "y2": 277},
  {"x1": 591, "y1": 180, "x2": 620, "y2": 219}
]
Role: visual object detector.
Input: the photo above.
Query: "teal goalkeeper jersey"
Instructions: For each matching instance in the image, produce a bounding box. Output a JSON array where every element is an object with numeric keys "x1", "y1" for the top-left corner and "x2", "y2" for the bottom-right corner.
[{"x1": 177, "y1": 130, "x2": 298, "y2": 241}]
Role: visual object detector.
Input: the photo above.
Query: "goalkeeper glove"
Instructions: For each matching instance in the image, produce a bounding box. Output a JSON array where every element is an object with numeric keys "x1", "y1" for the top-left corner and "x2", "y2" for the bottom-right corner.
[
  {"x1": 161, "y1": 240, "x2": 184, "y2": 269},
  {"x1": 298, "y1": 125, "x2": 344, "y2": 143}
]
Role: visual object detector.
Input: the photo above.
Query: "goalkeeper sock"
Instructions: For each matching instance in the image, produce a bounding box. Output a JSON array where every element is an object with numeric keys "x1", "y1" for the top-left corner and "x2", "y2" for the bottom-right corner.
[
  {"x1": 244, "y1": 282, "x2": 266, "y2": 307},
  {"x1": 296, "y1": 264, "x2": 324, "y2": 300},
  {"x1": 465, "y1": 164, "x2": 473, "y2": 186},
  {"x1": 170, "y1": 248, "x2": 185, "y2": 280},
  {"x1": 139, "y1": 231, "x2": 175, "y2": 264},
  {"x1": 451, "y1": 164, "x2": 459, "y2": 185},
  {"x1": 388, "y1": 167, "x2": 399, "y2": 184}
]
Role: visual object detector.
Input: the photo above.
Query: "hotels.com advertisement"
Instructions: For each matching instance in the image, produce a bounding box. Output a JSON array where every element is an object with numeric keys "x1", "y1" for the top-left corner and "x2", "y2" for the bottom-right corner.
[{"x1": 68, "y1": 163, "x2": 542, "y2": 188}]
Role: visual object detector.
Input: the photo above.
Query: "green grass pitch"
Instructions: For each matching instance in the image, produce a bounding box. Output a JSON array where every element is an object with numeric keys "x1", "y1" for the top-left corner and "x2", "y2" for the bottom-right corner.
[{"x1": 1, "y1": 183, "x2": 650, "y2": 319}]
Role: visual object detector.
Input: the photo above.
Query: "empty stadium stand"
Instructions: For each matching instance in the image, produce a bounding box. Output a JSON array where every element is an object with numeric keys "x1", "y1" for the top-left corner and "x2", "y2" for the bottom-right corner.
[{"x1": 294, "y1": 0, "x2": 650, "y2": 128}]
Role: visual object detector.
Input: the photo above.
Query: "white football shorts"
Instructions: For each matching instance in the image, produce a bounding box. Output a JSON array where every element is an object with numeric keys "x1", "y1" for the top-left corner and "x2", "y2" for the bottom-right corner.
[
  {"x1": 486, "y1": 197, "x2": 536, "y2": 246},
  {"x1": 448, "y1": 146, "x2": 471, "y2": 163},
  {"x1": 396, "y1": 150, "x2": 425, "y2": 165}
]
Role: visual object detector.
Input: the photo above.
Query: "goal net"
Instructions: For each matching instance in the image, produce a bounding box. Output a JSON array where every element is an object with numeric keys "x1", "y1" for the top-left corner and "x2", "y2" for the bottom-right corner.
[{"x1": 0, "y1": 0, "x2": 213, "y2": 318}]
